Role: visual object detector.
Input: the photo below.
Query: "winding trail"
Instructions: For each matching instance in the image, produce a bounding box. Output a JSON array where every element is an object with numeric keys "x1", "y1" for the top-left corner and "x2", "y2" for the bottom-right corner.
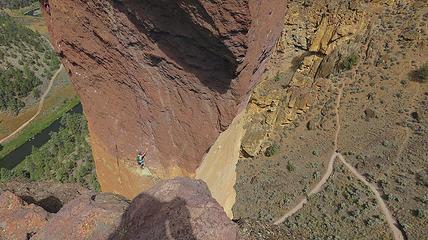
[
  {"x1": 0, "y1": 64, "x2": 63, "y2": 144},
  {"x1": 337, "y1": 154, "x2": 404, "y2": 240},
  {"x1": 273, "y1": 84, "x2": 405, "y2": 240},
  {"x1": 274, "y1": 85, "x2": 343, "y2": 225}
]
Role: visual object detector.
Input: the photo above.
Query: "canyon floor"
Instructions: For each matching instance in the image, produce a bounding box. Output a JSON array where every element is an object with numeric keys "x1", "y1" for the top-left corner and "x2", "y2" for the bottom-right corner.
[{"x1": 233, "y1": 1, "x2": 427, "y2": 239}]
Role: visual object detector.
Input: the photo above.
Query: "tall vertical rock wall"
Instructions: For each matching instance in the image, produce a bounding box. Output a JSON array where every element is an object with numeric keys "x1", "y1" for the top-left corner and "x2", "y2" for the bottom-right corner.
[{"x1": 41, "y1": 0, "x2": 286, "y2": 198}]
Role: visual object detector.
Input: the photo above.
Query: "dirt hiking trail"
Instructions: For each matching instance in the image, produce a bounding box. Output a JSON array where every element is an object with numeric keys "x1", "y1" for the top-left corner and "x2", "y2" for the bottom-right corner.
[
  {"x1": 274, "y1": 84, "x2": 405, "y2": 240},
  {"x1": 0, "y1": 65, "x2": 63, "y2": 144}
]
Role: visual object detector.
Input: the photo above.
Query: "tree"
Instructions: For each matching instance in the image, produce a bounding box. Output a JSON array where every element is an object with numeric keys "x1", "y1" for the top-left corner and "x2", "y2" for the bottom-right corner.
[
  {"x1": 2, "y1": 113, "x2": 100, "y2": 191},
  {"x1": 32, "y1": 88, "x2": 41, "y2": 98}
]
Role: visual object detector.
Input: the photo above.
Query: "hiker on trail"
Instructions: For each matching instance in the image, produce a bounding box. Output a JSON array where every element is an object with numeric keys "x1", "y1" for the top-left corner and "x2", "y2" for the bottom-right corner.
[{"x1": 136, "y1": 150, "x2": 147, "y2": 167}]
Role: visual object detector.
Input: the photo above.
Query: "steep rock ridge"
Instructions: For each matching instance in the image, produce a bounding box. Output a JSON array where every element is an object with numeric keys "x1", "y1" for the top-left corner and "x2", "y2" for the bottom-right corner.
[
  {"x1": 40, "y1": 0, "x2": 286, "y2": 198},
  {"x1": 235, "y1": 0, "x2": 391, "y2": 217}
]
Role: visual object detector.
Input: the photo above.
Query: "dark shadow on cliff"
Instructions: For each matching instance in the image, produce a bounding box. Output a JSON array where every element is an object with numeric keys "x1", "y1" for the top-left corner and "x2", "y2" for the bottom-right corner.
[
  {"x1": 21, "y1": 195, "x2": 63, "y2": 213},
  {"x1": 112, "y1": 0, "x2": 248, "y2": 94},
  {"x1": 108, "y1": 193, "x2": 197, "y2": 240}
]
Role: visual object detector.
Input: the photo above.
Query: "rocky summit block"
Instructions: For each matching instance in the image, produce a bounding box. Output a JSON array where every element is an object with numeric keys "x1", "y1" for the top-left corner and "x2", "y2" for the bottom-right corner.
[
  {"x1": 32, "y1": 193, "x2": 129, "y2": 240},
  {"x1": 0, "y1": 178, "x2": 238, "y2": 239},
  {"x1": 110, "y1": 177, "x2": 240, "y2": 240},
  {"x1": 40, "y1": 0, "x2": 286, "y2": 198},
  {"x1": 0, "y1": 191, "x2": 48, "y2": 240}
]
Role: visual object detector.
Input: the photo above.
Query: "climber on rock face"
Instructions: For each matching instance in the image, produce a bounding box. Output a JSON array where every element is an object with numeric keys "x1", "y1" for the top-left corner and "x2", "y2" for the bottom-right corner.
[
  {"x1": 136, "y1": 150, "x2": 147, "y2": 167},
  {"x1": 43, "y1": 0, "x2": 51, "y2": 15}
]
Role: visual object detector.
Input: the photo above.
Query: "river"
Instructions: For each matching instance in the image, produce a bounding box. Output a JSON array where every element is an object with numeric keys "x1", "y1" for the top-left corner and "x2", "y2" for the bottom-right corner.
[{"x1": 0, "y1": 104, "x2": 83, "y2": 170}]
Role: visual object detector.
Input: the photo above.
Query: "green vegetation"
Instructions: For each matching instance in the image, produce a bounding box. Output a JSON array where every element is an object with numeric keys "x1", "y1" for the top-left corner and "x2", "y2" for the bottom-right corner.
[
  {"x1": 412, "y1": 209, "x2": 426, "y2": 219},
  {"x1": 0, "y1": 64, "x2": 41, "y2": 114},
  {"x1": 287, "y1": 160, "x2": 296, "y2": 172},
  {"x1": 411, "y1": 63, "x2": 428, "y2": 83},
  {"x1": 0, "y1": 112, "x2": 100, "y2": 191},
  {"x1": 265, "y1": 142, "x2": 280, "y2": 157},
  {"x1": 273, "y1": 71, "x2": 286, "y2": 82},
  {"x1": 0, "y1": 13, "x2": 60, "y2": 114},
  {"x1": 32, "y1": 87, "x2": 41, "y2": 98},
  {"x1": 0, "y1": 13, "x2": 51, "y2": 53},
  {"x1": 281, "y1": 164, "x2": 392, "y2": 239},
  {"x1": 0, "y1": 98, "x2": 80, "y2": 160},
  {"x1": 0, "y1": 0, "x2": 37, "y2": 10},
  {"x1": 338, "y1": 53, "x2": 358, "y2": 71}
]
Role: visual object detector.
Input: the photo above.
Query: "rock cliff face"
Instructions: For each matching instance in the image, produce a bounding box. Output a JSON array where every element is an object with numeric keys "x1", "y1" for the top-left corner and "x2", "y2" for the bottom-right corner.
[
  {"x1": 0, "y1": 178, "x2": 238, "y2": 240},
  {"x1": 41, "y1": 0, "x2": 286, "y2": 198}
]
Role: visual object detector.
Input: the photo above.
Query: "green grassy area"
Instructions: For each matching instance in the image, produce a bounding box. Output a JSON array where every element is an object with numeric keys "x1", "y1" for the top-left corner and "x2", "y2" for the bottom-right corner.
[
  {"x1": 0, "y1": 0, "x2": 38, "y2": 10},
  {"x1": 0, "y1": 111, "x2": 100, "y2": 191},
  {"x1": 0, "y1": 13, "x2": 60, "y2": 114},
  {"x1": 3, "y1": 2, "x2": 49, "y2": 35},
  {"x1": 0, "y1": 97, "x2": 80, "y2": 160},
  {"x1": 0, "y1": 8, "x2": 78, "y2": 156},
  {"x1": 0, "y1": 3, "x2": 99, "y2": 192}
]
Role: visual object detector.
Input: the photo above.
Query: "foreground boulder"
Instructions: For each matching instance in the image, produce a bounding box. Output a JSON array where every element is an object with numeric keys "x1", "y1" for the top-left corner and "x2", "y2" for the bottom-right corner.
[
  {"x1": 110, "y1": 178, "x2": 239, "y2": 240},
  {"x1": 0, "y1": 180, "x2": 91, "y2": 213},
  {"x1": 0, "y1": 191, "x2": 48, "y2": 240},
  {"x1": 0, "y1": 178, "x2": 238, "y2": 239},
  {"x1": 32, "y1": 193, "x2": 129, "y2": 240}
]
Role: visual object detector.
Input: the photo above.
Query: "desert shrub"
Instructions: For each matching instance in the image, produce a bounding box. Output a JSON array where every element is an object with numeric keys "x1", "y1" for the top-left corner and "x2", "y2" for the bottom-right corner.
[
  {"x1": 32, "y1": 88, "x2": 41, "y2": 98},
  {"x1": 0, "y1": 64, "x2": 42, "y2": 113},
  {"x1": 411, "y1": 63, "x2": 428, "y2": 83},
  {"x1": 338, "y1": 53, "x2": 358, "y2": 71},
  {"x1": 287, "y1": 161, "x2": 295, "y2": 172},
  {"x1": 265, "y1": 142, "x2": 280, "y2": 157},
  {"x1": 0, "y1": 14, "x2": 59, "y2": 113},
  {"x1": 273, "y1": 71, "x2": 286, "y2": 82},
  {"x1": 412, "y1": 209, "x2": 426, "y2": 219}
]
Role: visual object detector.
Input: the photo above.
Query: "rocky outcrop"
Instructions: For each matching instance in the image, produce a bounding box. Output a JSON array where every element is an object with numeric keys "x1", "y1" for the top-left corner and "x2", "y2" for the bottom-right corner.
[
  {"x1": 32, "y1": 193, "x2": 129, "y2": 240},
  {"x1": 241, "y1": 0, "x2": 385, "y2": 156},
  {"x1": 0, "y1": 180, "x2": 91, "y2": 213},
  {"x1": 40, "y1": 0, "x2": 286, "y2": 198},
  {"x1": 0, "y1": 191, "x2": 48, "y2": 240},
  {"x1": 0, "y1": 178, "x2": 238, "y2": 239},
  {"x1": 110, "y1": 178, "x2": 239, "y2": 240}
]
